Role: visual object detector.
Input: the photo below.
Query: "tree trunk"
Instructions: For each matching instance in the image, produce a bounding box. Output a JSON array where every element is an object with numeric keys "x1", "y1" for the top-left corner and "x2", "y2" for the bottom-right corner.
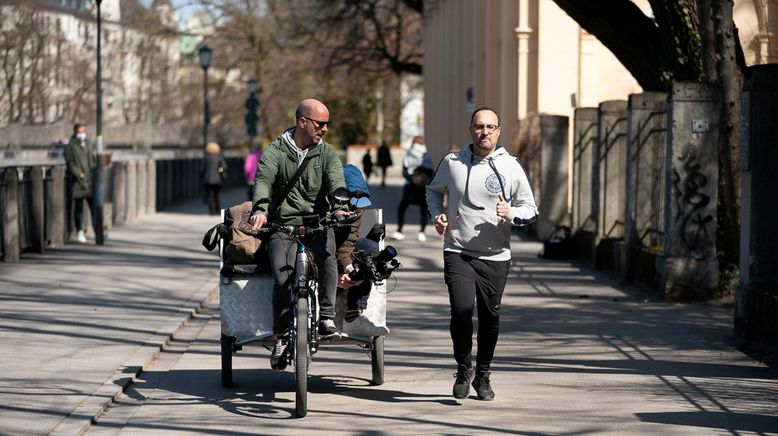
[{"x1": 712, "y1": 0, "x2": 742, "y2": 271}]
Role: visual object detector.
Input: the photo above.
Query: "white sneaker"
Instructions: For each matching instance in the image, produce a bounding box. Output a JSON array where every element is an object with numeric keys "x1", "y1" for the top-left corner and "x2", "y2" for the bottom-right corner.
[
  {"x1": 76, "y1": 230, "x2": 87, "y2": 243},
  {"x1": 343, "y1": 315, "x2": 389, "y2": 337},
  {"x1": 417, "y1": 232, "x2": 427, "y2": 242},
  {"x1": 390, "y1": 231, "x2": 405, "y2": 241}
]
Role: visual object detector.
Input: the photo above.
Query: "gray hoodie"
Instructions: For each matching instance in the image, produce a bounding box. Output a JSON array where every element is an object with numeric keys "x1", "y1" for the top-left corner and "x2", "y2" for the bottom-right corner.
[{"x1": 426, "y1": 145, "x2": 538, "y2": 261}]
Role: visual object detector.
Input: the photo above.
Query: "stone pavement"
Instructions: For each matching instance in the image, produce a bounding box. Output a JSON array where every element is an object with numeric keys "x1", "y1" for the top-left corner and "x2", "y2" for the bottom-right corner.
[
  {"x1": 0, "y1": 187, "x2": 247, "y2": 435},
  {"x1": 1, "y1": 179, "x2": 777, "y2": 435}
]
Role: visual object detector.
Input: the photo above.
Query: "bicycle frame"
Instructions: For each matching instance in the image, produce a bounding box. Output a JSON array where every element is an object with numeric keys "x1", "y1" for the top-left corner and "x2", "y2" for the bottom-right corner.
[{"x1": 290, "y1": 231, "x2": 320, "y2": 356}]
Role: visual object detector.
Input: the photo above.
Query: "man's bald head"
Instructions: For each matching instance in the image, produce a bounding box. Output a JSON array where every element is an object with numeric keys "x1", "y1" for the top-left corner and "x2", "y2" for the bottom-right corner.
[
  {"x1": 295, "y1": 99, "x2": 329, "y2": 121},
  {"x1": 293, "y1": 98, "x2": 330, "y2": 147}
]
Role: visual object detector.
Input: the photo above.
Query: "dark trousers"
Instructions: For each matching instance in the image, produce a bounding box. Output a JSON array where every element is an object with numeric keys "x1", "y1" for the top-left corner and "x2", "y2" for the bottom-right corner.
[
  {"x1": 74, "y1": 196, "x2": 94, "y2": 232},
  {"x1": 344, "y1": 280, "x2": 372, "y2": 322},
  {"x1": 269, "y1": 228, "x2": 338, "y2": 334},
  {"x1": 444, "y1": 251, "x2": 510, "y2": 374},
  {"x1": 397, "y1": 184, "x2": 428, "y2": 232},
  {"x1": 205, "y1": 184, "x2": 221, "y2": 215}
]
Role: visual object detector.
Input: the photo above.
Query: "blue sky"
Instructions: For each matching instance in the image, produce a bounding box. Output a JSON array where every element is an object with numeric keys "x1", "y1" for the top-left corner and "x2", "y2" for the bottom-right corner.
[{"x1": 139, "y1": 0, "x2": 202, "y2": 29}]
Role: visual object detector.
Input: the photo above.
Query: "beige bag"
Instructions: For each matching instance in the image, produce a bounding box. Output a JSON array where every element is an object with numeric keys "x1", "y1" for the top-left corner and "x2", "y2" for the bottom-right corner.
[{"x1": 225, "y1": 201, "x2": 261, "y2": 264}]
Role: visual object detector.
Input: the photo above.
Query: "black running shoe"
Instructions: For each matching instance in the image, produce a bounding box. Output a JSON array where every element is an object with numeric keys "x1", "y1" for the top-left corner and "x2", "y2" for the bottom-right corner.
[
  {"x1": 472, "y1": 371, "x2": 495, "y2": 401},
  {"x1": 452, "y1": 365, "x2": 474, "y2": 399}
]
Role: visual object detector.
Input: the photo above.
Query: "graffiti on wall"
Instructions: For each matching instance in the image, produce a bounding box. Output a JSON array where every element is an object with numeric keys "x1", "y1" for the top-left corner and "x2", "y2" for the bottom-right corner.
[{"x1": 672, "y1": 146, "x2": 714, "y2": 259}]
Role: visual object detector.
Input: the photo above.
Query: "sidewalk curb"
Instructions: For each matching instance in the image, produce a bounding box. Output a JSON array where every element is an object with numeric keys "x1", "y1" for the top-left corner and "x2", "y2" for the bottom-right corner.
[{"x1": 49, "y1": 276, "x2": 220, "y2": 436}]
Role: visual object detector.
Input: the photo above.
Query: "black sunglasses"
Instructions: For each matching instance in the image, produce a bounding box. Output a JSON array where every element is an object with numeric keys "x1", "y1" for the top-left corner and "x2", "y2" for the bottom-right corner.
[{"x1": 303, "y1": 116, "x2": 330, "y2": 129}]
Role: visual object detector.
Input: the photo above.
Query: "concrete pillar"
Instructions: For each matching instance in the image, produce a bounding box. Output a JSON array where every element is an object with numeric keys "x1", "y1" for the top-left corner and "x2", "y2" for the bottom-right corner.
[
  {"x1": 47, "y1": 165, "x2": 65, "y2": 248},
  {"x1": 2, "y1": 168, "x2": 20, "y2": 261},
  {"x1": 30, "y1": 166, "x2": 45, "y2": 253},
  {"x1": 596, "y1": 100, "x2": 628, "y2": 272},
  {"x1": 147, "y1": 159, "x2": 157, "y2": 213},
  {"x1": 572, "y1": 107, "x2": 599, "y2": 261},
  {"x1": 735, "y1": 64, "x2": 778, "y2": 343},
  {"x1": 625, "y1": 92, "x2": 668, "y2": 285},
  {"x1": 113, "y1": 162, "x2": 126, "y2": 225},
  {"x1": 127, "y1": 161, "x2": 137, "y2": 221},
  {"x1": 597, "y1": 100, "x2": 628, "y2": 239},
  {"x1": 662, "y1": 82, "x2": 719, "y2": 301},
  {"x1": 535, "y1": 115, "x2": 570, "y2": 239}
]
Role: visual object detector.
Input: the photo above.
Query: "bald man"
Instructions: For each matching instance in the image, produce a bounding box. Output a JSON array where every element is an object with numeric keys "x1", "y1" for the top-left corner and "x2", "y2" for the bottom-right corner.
[{"x1": 249, "y1": 99, "x2": 348, "y2": 370}]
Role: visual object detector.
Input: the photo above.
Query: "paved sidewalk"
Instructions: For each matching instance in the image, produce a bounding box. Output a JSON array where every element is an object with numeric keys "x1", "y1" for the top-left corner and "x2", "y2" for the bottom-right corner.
[
  {"x1": 2, "y1": 178, "x2": 777, "y2": 435},
  {"x1": 0, "y1": 188, "x2": 246, "y2": 435}
]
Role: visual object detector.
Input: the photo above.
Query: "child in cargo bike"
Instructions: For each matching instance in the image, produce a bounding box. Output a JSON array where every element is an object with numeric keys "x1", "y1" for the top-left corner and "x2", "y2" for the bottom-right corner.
[{"x1": 336, "y1": 165, "x2": 394, "y2": 337}]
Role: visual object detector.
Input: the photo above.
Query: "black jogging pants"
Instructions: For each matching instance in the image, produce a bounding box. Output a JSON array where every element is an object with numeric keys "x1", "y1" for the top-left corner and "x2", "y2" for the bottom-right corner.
[{"x1": 443, "y1": 251, "x2": 510, "y2": 374}]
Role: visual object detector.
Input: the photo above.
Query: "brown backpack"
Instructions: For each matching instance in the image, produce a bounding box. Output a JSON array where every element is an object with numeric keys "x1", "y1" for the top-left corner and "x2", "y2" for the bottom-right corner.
[
  {"x1": 224, "y1": 201, "x2": 262, "y2": 264},
  {"x1": 201, "y1": 201, "x2": 263, "y2": 265}
]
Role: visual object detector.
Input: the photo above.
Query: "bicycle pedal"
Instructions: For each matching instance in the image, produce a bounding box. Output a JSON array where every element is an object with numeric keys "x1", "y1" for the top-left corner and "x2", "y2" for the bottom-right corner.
[{"x1": 319, "y1": 332, "x2": 342, "y2": 340}]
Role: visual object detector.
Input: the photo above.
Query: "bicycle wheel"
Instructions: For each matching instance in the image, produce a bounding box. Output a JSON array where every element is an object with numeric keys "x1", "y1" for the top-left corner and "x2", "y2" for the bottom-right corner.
[
  {"x1": 220, "y1": 334, "x2": 234, "y2": 388},
  {"x1": 370, "y1": 335, "x2": 385, "y2": 386},
  {"x1": 294, "y1": 297, "x2": 309, "y2": 418}
]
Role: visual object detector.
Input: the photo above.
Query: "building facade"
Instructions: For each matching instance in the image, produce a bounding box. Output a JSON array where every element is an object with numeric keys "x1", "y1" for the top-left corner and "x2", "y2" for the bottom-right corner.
[
  {"x1": 423, "y1": 0, "x2": 777, "y2": 162},
  {"x1": 0, "y1": 0, "x2": 180, "y2": 140}
]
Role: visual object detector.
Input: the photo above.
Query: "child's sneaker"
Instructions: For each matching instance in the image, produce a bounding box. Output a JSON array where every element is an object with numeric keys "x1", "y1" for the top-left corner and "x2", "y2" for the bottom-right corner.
[{"x1": 343, "y1": 315, "x2": 389, "y2": 337}]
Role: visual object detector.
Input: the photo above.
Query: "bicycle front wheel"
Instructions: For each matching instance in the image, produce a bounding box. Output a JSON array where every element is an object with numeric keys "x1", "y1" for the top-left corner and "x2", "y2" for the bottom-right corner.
[{"x1": 294, "y1": 296, "x2": 309, "y2": 418}]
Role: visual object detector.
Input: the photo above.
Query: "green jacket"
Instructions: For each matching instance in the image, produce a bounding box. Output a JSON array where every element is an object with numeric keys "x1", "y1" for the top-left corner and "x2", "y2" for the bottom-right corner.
[
  {"x1": 64, "y1": 136, "x2": 94, "y2": 199},
  {"x1": 252, "y1": 129, "x2": 346, "y2": 225}
]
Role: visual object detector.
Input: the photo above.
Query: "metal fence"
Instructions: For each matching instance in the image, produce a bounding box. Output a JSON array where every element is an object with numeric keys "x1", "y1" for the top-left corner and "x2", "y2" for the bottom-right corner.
[{"x1": 1, "y1": 154, "x2": 243, "y2": 262}]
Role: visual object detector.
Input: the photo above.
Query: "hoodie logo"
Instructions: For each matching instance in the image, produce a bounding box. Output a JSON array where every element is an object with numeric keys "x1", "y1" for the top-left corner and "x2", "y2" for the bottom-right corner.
[{"x1": 485, "y1": 173, "x2": 505, "y2": 194}]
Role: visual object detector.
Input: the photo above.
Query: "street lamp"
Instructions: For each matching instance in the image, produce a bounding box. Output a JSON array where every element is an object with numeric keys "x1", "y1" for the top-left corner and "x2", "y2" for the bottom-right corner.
[
  {"x1": 94, "y1": 0, "x2": 105, "y2": 245},
  {"x1": 199, "y1": 44, "x2": 212, "y2": 154},
  {"x1": 245, "y1": 79, "x2": 259, "y2": 147}
]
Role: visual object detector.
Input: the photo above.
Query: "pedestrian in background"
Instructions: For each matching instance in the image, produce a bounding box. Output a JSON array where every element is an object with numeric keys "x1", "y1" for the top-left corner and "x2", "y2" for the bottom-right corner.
[
  {"x1": 64, "y1": 123, "x2": 95, "y2": 244},
  {"x1": 426, "y1": 107, "x2": 538, "y2": 401},
  {"x1": 376, "y1": 140, "x2": 393, "y2": 187},
  {"x1": 244, "y1": 145, "x2": 262, "y2": 201},
  {"x1": 362, "y1": 149, "x2": 373, "y2": 181},
  {"x1": 390, "y1": 135, "x2": 433, "y2": 242},
  {"x1": 202, "y1": 141, "x2": 227, "y2": 215}
]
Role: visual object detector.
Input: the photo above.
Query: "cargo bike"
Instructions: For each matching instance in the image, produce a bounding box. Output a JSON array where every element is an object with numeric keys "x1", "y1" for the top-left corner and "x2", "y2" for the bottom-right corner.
[{"x1": 215, "y1": 192, "x2": 397, "y2": 418}]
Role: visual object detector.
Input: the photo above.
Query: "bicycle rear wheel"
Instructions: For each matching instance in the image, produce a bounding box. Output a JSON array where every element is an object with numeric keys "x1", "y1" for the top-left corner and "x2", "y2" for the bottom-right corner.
[{"x1": 294, "y1": 296, "x2": 309, "y2": 418}]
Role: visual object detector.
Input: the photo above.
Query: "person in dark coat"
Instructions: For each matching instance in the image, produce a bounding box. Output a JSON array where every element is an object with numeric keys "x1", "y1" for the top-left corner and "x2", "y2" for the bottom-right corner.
[
  {"x1": 362, "y1": 150, "x2": 373, "y2": 181},
  {"x1": 202, "y1": 141, "x2": 227, "y2": 215},
  {"x1": 376, "y1": 141, "x2": 393, "y2": 187},
  {"x1": 64, "y1": 123, "x2": 95, "y2": 243}
]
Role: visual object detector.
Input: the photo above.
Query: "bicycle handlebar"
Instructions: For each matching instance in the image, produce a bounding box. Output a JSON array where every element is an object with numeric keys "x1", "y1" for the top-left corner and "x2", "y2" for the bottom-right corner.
[{"x1": 250, "y1": 212, "x2": 356, "y2": 239}]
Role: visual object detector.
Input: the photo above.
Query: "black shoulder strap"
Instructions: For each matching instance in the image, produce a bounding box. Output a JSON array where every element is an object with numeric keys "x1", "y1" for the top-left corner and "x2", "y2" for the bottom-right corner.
[{"x1": 267, "y1": 156, "x2": 311, "y2": 214}]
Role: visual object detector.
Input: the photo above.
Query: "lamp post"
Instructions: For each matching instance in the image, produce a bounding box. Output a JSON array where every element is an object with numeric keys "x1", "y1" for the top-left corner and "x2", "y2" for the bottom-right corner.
[
  {"x1": 198, "y1": 44, "x2": 212, "y2": 154},
  {"x1": 94, "y1": 0, "x2": 105, "y2": 245}
]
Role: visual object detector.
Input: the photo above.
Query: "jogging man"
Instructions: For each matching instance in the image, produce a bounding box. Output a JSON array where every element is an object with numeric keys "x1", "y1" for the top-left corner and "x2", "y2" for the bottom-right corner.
[{"x1": 426, "y1": 107, "x2": 538, "y2": 400}]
